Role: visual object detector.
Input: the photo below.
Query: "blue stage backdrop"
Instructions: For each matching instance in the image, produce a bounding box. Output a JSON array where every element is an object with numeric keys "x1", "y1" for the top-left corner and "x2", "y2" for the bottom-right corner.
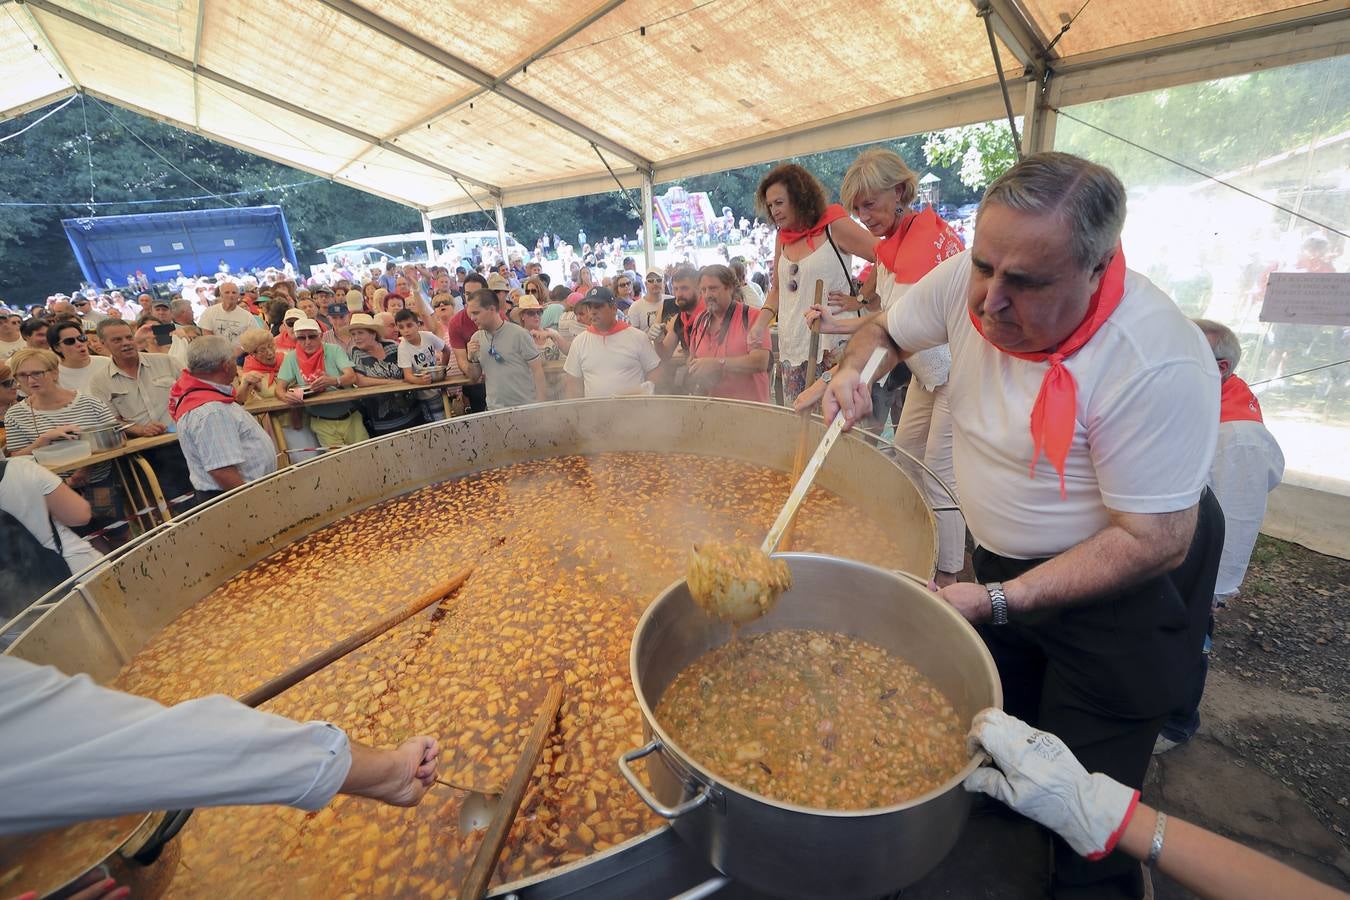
[{"x1": 62, "y1": 206, "x2": 298, "y2": 287}]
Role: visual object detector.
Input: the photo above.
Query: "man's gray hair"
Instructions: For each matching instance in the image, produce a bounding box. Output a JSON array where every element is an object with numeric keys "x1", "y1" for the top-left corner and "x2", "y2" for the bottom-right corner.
[
  {"x1": 980, "y1": 151, "x2": 1126, "y2": 272},
  {"x1": 169, "y1": 298, "x2": 193, "y2": 318},
  {"x1": 186, "y1": 334, "x2": 235, "y2": 373},
  {"x1": 1192, "y1": 318, "x2": 1242, "y2": 373}
]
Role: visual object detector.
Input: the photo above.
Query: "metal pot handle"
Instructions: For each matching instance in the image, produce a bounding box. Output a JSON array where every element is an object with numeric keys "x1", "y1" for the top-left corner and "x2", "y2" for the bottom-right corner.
[
  {"x1": 618, "y1": 739, "x2": 711, "y2": 820},
  {"x1": 127, "y1": 808, "x2": 193, "y2": 864}
]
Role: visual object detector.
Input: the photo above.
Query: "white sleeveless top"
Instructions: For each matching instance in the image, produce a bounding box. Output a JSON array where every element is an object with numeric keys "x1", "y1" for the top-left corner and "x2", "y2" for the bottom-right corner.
[
  {"x1": 775, "y1": 230, "x2": 854, "y2": 366},
  {"x1": 877, "y1": 261, "x2": 951, "y2": 391}
]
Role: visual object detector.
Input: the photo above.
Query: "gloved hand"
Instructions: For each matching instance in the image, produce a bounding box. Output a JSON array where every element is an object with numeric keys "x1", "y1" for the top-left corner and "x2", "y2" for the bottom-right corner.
[
  {"x1": 963, "y1": 708, "x2": 1139, "y2": 859},
  {"x1": 646, "y1": 321, "x2": 666, "y2": 342}
]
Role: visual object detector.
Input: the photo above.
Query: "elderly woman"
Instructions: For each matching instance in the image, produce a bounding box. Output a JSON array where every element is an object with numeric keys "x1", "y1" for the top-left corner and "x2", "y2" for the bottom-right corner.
[
  {"x1": 751, "y1": 162, "x2": 876, "y2": 405},
  {"x1": 3, "y1": 348, "x2": 120, "y2": 511},
  {"x1": 346, "y1": 313, "x2": 420, "y2": 435},
  {"x1": 238, "y1": 328, "x2": 321, "y2": 462},
  {"x1": 806, "y1": 148, "x2": 966, "y2": 586},
  {"x1": 684, "y1": 265, "x2": 770, "y2": 403}
]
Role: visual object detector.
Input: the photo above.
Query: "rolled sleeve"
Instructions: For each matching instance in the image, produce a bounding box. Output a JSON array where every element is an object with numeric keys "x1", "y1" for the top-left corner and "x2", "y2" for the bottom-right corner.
[{"x1": 0, "y1": 657, "x2": 352, "y2": 834}]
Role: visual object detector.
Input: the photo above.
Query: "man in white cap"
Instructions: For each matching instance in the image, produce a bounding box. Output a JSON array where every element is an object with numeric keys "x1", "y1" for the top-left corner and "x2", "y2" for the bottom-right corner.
[{"x1": 275, "y1": 318, "x2": 367, "y2": 447}]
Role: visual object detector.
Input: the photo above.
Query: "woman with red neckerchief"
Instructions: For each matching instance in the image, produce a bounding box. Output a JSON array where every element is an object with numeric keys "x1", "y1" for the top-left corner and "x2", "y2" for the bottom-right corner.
[
  {"x1": 808, "y1": 148, "x2": 967, "y2": 586},
  {"x1": 749, "y1": 163, "x2": 876, "y2": 405}
]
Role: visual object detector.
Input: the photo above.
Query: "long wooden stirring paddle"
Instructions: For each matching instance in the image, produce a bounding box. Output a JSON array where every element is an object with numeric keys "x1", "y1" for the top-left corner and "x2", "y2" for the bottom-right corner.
[{"x1": 458, "y1": 681, "x2": 566, "y2": 900}]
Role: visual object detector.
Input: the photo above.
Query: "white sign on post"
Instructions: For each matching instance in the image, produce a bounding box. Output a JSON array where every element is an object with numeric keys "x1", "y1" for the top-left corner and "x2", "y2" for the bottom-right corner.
[{"x1": 1259, "y1": 272, "x2": 1350, "y2": 326}]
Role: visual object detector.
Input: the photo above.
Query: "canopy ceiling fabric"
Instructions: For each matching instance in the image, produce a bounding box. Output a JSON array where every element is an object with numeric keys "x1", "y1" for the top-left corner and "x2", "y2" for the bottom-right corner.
[{"x1": 1, "y1": 0, "x2": 1345, "y2": 216}]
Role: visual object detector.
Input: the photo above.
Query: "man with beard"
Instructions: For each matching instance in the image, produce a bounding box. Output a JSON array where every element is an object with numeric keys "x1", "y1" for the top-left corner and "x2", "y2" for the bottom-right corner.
[{"x1": 649, "y1": 265, "x2": 706, "y2": 393}]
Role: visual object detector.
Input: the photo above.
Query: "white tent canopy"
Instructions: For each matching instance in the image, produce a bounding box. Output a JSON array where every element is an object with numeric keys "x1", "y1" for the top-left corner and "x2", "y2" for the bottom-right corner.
[{"x1": 2, "y1": 0, "x2": 1346, "y2": 217}]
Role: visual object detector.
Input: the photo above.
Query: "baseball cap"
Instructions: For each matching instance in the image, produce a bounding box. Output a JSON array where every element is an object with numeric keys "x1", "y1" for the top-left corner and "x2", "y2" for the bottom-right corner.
[
  {"x1": 580, "y1": 286, "x2": 616, "y2": 306},
  {"x1": 326, "y1": 302, "x2": 349, "y2": 316},
  {"x1": 311, "y1": 285, "x2": 335, "y2": 297},
  {"x1": 152, "y1": 298, "x2": 171, "y2": 308},
  {"x1": 291, "y1": 318, "x2": 322, "y2": 334},
  {"x1": 486, "y1": 273, "x2": 510, "y2": 292},
  {"x1": 283, "y1": 307, "x2": 305, "y2": 323}
]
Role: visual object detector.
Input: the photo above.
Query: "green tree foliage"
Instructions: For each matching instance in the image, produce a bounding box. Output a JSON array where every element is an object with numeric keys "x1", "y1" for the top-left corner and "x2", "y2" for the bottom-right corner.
[{"x1": 922, "y1": 121, "x2": 1019, "y2": 190}]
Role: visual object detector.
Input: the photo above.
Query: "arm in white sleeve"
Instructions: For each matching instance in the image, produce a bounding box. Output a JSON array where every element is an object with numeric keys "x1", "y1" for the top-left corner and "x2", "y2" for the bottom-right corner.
[
  {"x1": 1208, "y1": 428, "x2": 1285, "y2": 598},
  {"x1": 0, "y1": 656, "x2": 352, "y2": 835}
]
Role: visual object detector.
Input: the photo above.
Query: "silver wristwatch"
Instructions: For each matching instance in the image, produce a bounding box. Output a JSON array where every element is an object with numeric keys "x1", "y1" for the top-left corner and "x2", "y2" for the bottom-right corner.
[{"x1": 986, "y1": 582, "x2": 1009, "y2": 625}]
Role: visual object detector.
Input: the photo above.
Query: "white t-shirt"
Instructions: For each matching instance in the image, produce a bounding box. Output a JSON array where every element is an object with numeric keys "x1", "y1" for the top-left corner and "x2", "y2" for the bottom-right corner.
[
  {"x1": 197, "y1": 303, "x2": 258, "y2": 347},
  {"x1": 563, "y1": 326, "x2": 660, "y2": 397},
  {"x1": 0, "y1": 338, "x2": 23, "y2": 361},
  {"x1": 396, "y1": 332, "x2": 445, "y2": 370},
  {"x1": 1210, "y1": 419, "x2": 1284, "y2": 598},
  {"x1": 877, "y1": 264, "x2": 950, "y2": 391},
  {"x1": 886, "y1": 251, "x2": 1219, "y2": 559},
  {"x1": 0, "y1": 457, "x2": 102, "y2": 575},
  {"x1": 58, "y1": 356, "x2": 113, "y2": 395}
]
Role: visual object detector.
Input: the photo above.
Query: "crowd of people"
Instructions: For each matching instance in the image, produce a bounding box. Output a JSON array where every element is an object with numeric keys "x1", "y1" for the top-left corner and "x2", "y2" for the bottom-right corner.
[{"x1": 4, "y1": 147, "x2": 1339, "y2": 900}]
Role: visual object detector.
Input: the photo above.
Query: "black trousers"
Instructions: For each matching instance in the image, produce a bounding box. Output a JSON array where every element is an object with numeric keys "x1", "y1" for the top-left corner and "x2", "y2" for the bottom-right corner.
[
  {"x1": 462, "y1": 382, "x2": 487, "y2": 414},
  {"x1": 973, "y1": 489, "x2": 1224, "y2": 899}
]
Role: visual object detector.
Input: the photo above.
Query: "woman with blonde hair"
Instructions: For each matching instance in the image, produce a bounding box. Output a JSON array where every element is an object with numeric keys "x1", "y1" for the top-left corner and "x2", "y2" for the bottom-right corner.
[
  {"x1": 750, "y1": 162, "x2": 876, "y2": 404},
  {"x1": 802, "y1": 147, "x2": 966, "y2": 585},
  {"x1": 237, "y1": 328, "x2": 321, "y2": 461}
]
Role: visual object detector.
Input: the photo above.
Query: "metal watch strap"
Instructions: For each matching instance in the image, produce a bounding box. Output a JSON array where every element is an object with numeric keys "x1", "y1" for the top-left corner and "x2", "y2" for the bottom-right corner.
[
  {"x1": 986, "y1": 582, "x2": 1009, "y2": 625},
  {"x1": 1147, "y1": 811, "x2": 1168, "y2": 867}
]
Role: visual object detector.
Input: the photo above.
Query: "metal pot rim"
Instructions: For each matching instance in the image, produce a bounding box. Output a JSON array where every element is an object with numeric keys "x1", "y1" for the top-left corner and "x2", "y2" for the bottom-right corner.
[{"x1": 628, "y1": 552, "x2": 1002, "y2": 819}]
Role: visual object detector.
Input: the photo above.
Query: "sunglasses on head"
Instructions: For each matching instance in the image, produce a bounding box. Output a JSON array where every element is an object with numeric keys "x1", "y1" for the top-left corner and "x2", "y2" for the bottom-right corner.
[
  {"x1": 60, "y1": 335, "x2": 89, "y2": 346},
  {"x1": 0, "y1": 378, "x2": 15, "y2": 389}
]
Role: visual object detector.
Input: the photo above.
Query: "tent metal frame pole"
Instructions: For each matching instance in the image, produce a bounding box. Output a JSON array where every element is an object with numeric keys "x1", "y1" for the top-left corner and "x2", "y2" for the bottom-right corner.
[
  {"x1": 641, "y1": 171, "x2": 655, "y2": 274},
  {"x1": 494, "y1": 202, "x2": 508, "y2": 267},
  {"x1": 315, "y1": 0, "x2": 650, "y2": 172},
  {"x1": 1021, "y1": 72, "x2": 1057, "y2": 155},
  {"x1": 21, "y1": 0, "x2": 500, "y2": 195},
  {"x1": 420, "y1": 211, "x2": 436, "y2": 264}
]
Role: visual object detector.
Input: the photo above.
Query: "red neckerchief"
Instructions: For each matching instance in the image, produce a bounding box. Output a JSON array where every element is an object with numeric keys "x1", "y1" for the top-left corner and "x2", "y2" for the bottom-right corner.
[
  {"x1": 778, "y1": 203, "x2": 850, "y2": 250},
  {"x1": 1220, "y1": 375, "x2": 1263, "y2": 423},
  {"x1": 967, "y1": 247, "x2": 1128, "y2": 499},
  {"x1": 168, "y1": 372, "x2": 234, "y2": 422},
  {"x1": 586, "y1": 321, "x2": 631, "y2": 336},
  {"x1": 242, "y1": 354, "x2": 281, "y2": 381},
  {"x1": 875, "y1": 208, "x2": 965, "y2": 283},
  {"x1": 293, "y1": 341, "x2": 328, "y2": 381}
]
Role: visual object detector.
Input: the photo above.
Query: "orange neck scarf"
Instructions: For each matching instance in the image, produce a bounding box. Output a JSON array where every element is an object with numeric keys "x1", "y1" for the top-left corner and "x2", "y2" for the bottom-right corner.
[
  {"x1": 1219, "y1": 375, "x2": 1263, "y2": 423},
  {"x1": 294, "y1": 342, "x2": 328, "y2": 381},
  {"x1": 778, "y1": 204, "x2": 850, "y2": 250},
  {"x1": 875, "y1": 208, "x2": 965, "y2": 283},
  {"x1": 587, "y1": 321, "x2": 631, "y2": 337},
  {"x1": 968, "y1": 248, "x2": 1128, "y2": 498}
]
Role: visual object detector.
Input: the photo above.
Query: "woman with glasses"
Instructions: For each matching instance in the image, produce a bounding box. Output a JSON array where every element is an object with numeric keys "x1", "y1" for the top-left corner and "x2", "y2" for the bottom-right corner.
[
  {"x1": 3, "y1": 348, "x2": 120, "y2": 494},
  {"x1": 238, "y1": 328, "x2": 321, "y2": 461},
  {"x1": 48, "y1": 320, "x2": 113, "y2": 394},
  {"x1": 750, "y1": 162, "x2": 876, "y2": 405},
  {"x1": 803, "y1": 148, "x2": 967, "y2": 587}
]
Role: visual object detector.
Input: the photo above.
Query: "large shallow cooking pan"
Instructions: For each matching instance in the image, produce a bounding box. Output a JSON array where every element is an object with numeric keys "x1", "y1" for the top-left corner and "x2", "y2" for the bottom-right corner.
[
  {"x1": 3, "y1": 399, "x2": 938, "y2": 898},
  {"x1": 621, "y1": 553, "x2": 1002, "y2": 899}
]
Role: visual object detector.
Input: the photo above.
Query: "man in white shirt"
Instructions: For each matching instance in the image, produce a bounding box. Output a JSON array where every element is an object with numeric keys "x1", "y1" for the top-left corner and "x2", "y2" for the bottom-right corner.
[
  {"x1": 563, "y1": 287, "x2": 661, "y2": 398},
  {"x1": 0, "y1": 312, "x2": 24, "y2": 361},
  {"x1": 1156, "y1": 319, "x2": 1285, "y2": 754},
  {"x1": 169, "y1": 336, "x2": 277, "y2": 498},
  {"x1": 805, "y1": 152, "x2": 1224, "y2": 900},
  {"x1": 197, "y1": 281, "x2": 258, "y2": 354}
]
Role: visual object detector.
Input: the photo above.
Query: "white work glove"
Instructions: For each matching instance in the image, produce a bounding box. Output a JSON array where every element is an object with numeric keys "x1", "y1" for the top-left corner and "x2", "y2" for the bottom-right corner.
[
  {"x1": 963, "y1": 708, "x2": 1139, "y2": 859},
  {"x1": 646, "y1": 321, "x2": 666, "y2": 342}
]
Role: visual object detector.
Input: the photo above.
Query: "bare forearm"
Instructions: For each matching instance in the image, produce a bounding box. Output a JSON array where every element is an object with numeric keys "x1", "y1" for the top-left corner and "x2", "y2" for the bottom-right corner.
[
  {"x1": 1006, "y1": 508, "x2": 1196, "y2": 614},
  {"x1": 725, "y1": 351, "x2": 768, "y2": 374},
  {"x1": 208, "y1": 465, "x2": 247, "y2": 490},
  {"x1": 1120, "y1": 805, "x2": 1346, "y2": 900}
]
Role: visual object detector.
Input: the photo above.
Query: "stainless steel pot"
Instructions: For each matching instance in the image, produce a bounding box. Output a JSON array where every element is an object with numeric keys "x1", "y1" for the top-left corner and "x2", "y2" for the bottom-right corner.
[
  {"x1": 621, "y1": 553, "x2": 1002, "y2": 899},
  {"x1": 79, "y1": 422, "x2": 127, "y2": 451}
]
